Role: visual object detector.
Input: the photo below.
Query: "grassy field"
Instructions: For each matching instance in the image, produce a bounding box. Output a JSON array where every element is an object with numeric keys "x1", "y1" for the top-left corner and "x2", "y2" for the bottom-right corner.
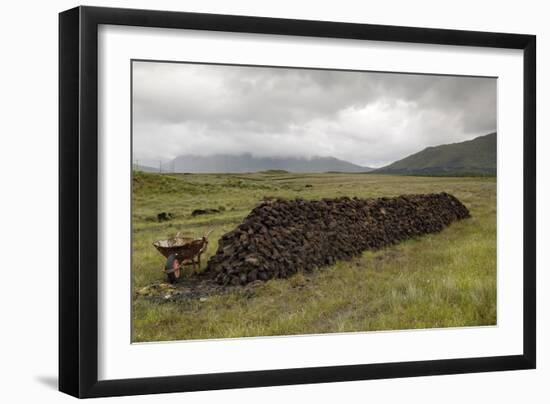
[{"x1": 132, "y1": 171, "x2": 496, "y2": 342}]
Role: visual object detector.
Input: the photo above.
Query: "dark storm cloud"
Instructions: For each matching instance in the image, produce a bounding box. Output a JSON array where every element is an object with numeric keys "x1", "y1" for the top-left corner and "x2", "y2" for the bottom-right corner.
[{"x1": 132, "y1": 61, "x2": 496, "y2": 167}]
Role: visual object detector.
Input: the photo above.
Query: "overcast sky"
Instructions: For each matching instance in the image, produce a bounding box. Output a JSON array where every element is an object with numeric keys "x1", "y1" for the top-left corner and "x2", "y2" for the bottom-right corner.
[{"x1": 132, "y1": 61, "x2": 496, "y2": 168}]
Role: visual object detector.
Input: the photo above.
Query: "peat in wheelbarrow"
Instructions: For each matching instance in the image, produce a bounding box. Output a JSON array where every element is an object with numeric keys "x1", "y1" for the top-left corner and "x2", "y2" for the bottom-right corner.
[{"x1": 153, "y1": 230, "x2": 213, "y2": 273}]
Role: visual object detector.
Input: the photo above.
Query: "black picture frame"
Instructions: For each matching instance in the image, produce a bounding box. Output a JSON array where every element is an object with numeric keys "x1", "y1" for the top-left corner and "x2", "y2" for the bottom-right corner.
[{"x1": 59, "y1": 5, "x2": 536, "y2": 398}]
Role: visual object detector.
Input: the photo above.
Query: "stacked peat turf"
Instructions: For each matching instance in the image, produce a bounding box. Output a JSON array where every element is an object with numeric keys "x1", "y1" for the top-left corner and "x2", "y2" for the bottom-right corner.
[{"x1": 205, "y1": 193, "x2": 470, "y2": 286}]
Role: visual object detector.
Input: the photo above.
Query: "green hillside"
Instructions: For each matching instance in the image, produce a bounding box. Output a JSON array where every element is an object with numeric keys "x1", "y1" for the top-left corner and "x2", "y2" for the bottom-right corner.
[{"x1": 375, "y1": 133, "x2": 496, "y2": 176}]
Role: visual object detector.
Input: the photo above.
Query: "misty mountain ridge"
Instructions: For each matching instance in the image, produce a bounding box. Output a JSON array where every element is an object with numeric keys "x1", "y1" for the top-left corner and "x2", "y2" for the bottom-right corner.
[
  {"x1": 133, "y1": 163, "x2": 158, "y2": 173},
  {"x1": 134, "y1": 133, "x2": 496, "y2": 176},
  {"x1": 166, "y1": 153, "x2": 373, "y2": 173},
  {"x1": 374, "y1": 132, "x2": 496, "y2": 176}
]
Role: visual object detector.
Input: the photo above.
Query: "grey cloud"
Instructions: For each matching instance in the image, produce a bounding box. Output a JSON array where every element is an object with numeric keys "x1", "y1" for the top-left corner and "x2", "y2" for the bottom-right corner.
[{"x1": 132, "y1": 61, "x2": 496, "y2": 167}]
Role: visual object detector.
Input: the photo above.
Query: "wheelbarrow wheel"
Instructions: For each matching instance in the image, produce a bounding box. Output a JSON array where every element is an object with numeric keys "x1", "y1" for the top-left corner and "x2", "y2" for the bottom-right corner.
[{"x1": 165, "y1": 253, "x2": 180, "y2": 284}]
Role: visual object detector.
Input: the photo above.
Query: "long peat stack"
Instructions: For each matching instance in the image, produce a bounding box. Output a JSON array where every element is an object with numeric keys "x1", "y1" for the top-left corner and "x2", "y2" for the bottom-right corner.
[{"x1": 206, "y1": 193, "x2": 470, "y2": 286}]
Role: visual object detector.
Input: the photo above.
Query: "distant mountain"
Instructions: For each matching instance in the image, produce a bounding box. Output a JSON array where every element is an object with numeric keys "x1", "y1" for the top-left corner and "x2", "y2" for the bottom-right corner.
[
  {"x1": 374, "y1": 132, "x2": 496, "y2": 176},
  {"x1": 133, "y1": 164, "x2": 158, "y2": 173},
  {"x1": 168, "y1": 154, "x2": 373, "y2": 173}
]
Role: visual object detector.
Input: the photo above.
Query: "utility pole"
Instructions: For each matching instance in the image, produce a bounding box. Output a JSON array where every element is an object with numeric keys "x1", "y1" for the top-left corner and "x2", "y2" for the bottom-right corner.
[{"x1": 159, "y1": 160, "x2": 162, "y2": 174}]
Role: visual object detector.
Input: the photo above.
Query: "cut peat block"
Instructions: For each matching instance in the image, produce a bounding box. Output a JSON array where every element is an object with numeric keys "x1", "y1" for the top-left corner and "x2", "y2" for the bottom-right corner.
[{"x1": 206, "y1": 193, "x2": 470, "y2": 286}]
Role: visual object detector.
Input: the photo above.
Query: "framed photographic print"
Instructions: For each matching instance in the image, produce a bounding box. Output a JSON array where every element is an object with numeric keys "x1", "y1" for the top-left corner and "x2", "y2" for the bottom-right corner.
[{"x1": 59, "y1": 6, "x2": 536, "y2": 398}]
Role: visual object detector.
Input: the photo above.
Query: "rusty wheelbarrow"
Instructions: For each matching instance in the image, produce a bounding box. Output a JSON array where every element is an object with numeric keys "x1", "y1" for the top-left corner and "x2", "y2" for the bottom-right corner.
[{"x1": 153, "y1": 230, "x2": 214, "y2": 273}]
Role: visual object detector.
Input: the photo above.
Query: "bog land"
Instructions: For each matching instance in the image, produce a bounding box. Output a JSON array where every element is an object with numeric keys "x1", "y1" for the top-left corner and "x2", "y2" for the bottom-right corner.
[{"x1": 132, "y1": 171, "x2": 496, "y2": 342}]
